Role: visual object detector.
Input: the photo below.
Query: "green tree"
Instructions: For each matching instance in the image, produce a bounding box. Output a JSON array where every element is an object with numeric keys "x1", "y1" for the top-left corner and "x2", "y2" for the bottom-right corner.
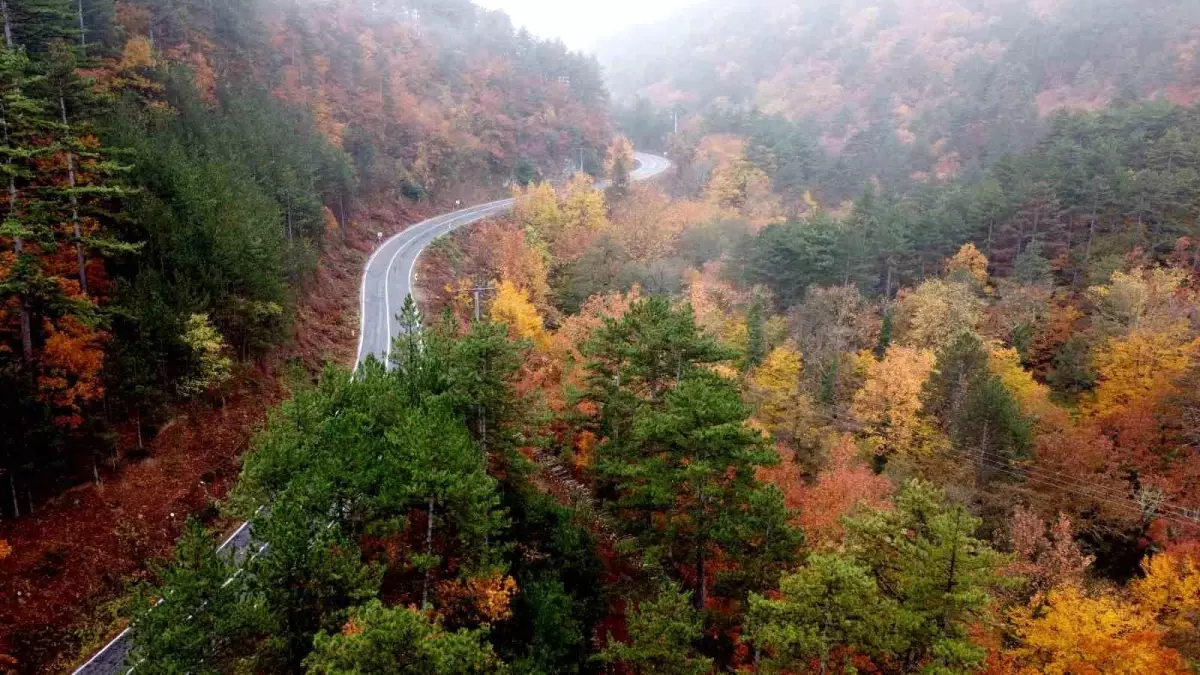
[
  {"x1": 128, "y1": 520, "x2": 273, "y2": 674},
  {"x1": 842, "y1": 481, "x2": 1004, "y2": 672},
  {"x1": 304, "y1": 600, "x2": 501, "y2": 674},
  {"x1": 600, "y1": 584, "x2": 713, "y2": 675},
  {"x1": 747, "y1": 553, "x2": 894, "y2": 674},
  {"x1": 584, "y1": 296, "x2": 730, "y2": 408},
  {"x1": 924, "y1": 332, "x2": 1031, "y2": 474},
  {"x1": 610, "y1": 370, "x2": 796, "y2": 608},
  {"x1": 744, "y1": 294, "x2": 767, "y2": 370}
]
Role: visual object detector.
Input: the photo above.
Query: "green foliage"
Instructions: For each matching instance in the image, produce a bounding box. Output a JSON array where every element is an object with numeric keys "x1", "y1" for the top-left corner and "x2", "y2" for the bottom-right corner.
[
  {"x1": 305, "y1": 600, "x2": 501, "y2": 674},
  {"x1": 743, "y1": 294, "x2": 767, "y2": 370},
  {"x1": 600, "y1": 584, "x2": 713, "y2": 675},
  {"x1": 740, "y1": 212, "x2": 841, "y2": 308},
  {"x1": 177, "y1": 313, "x2": 233, "y2": 397},
  {"x1": 747, "y1": 553, "x2": 892, "y2": 673},
  {"x1": 1047, "y1": 336, "x2": 1098, "y2": 399},
  {"x1": 129, "y1": 520, "x2": 274, "y2": 673},
  {"x1": 586, "y1": 299, "x2": 798, "y2": 606},
  {"x1": 506, "y1": 576, "x2": 584, "y2": 674},
  {"x1": 750, "y1": 482, "x2": 1006, "y2": 674},
  {"x1": 924, "y1": 332, "x2": 1032, "y2": 469},
  {"x1": 585, "y1": 296, "x2": 732, "y2": 404},
  {"x1": 494, "y1": 486, "x2": 604, "y2": 673},
  {"x1": 141, "y1": 326, "x2": 518, "y2": 667},
  {"x1": 843, "y1": 481, "x2": 1005, "y2": 672}
]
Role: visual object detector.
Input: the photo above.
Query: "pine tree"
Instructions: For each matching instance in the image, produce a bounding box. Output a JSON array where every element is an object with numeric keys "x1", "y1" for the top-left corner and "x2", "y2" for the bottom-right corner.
[
  {"x1": 305, "y1": 600, "x2": 501, "y2": 674},
  {"x1": 128, "y1": 520, "x2": 274, "y2": 672},
  {"x1": 612, "y1": 370, "x2": 796, "y2": 608},
  {"x1": 743, "y1": 294, "x2": 767, "y2": 370},
  {"x1": 747, "y1": 553, "x2": 895, "y2": 673},
  {"x1": 600, "y1": 584, "x2": 713, "y2": 675},
  {"x1": 844, "y1": 481, "x2": 1003, "y2": 672}
]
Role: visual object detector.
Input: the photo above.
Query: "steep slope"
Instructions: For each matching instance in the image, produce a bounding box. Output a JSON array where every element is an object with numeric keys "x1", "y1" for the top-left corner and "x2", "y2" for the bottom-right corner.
[{"x1": 0, "y1": 0, "x2": 611, "y2": 671}]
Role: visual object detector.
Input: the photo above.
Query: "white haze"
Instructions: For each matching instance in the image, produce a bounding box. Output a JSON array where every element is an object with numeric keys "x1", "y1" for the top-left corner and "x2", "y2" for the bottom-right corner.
[{"x1": 473, "y1": 0, "x2": 697, "y2": 52}]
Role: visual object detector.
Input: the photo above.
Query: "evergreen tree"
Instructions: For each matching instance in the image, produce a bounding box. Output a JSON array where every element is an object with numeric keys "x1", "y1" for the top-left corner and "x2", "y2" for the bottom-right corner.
[
  {"x1": 128, "y1": 520, "x2": 274, "y2": 673},
  {"x1": 743, "y1": 294, "x2": 767, "y2": 370},
  {"x1": 842, "y1": 481, "x2": 1003, "y2": 672},
  {"x1": 600, "y1": 584, "x2": 713, "y2": 675},
  {"x1": 305, "y1": 600, "x2": 500, "y2": 674},
  {"x1": 610, "y1": 370, "x2": 796, "y2": 608},
  {"x1": 747, "y1": 553, "x2": 894, "y2": 674},
  {"x1": 752, "y1": 483, "x2": 1003, "y2": 673},
  {"x1": 584, "y1": 296, "x2": 731, "y2": 407}
]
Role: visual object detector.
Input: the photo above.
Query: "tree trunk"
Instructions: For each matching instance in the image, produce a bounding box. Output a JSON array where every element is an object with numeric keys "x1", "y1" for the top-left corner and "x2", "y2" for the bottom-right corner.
[
  {"x1": 77, "y1": 0, "x2": 86, "y2": 48},
  {"x1": 977, "y1": 421, "x2": 990, "y2": 482},
  {"x1": 695, "y1": 483, "x2": 707, "y2": 611},
  {"x1": 422, "y1": 497, "x2": 434, "y2": 610},
  {"x1": 1, "y1": 0, "x2": 12, "y2": 49},
  {"x1": 1083, "y1": 212, "x2": 1096, "y2": 279},
  {"x1": 60, "y1": 93, "x2": 88, "y2": 297},
  {"x1": 9, "y1": 470, "x2": 19, "y2": 518},
  {"x1": 338, "y1": 191, "x2": 347, "y2": 242},
  {"x1": 9, "y1": 179, "x2": 33, "y2": 368},
  {"x1": 1029, "y1": 204, "x2": 1041, "y2": 248}
]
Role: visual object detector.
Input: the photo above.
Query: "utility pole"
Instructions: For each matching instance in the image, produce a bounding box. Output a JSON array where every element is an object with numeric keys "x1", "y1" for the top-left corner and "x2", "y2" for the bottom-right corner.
[
  {"x1": 579, "y1": 147, "x2": 584, "y2": 174},
  {"x1": 674, "y1": 109, "x2": 678, "y2": 134},
  {"x1": 471, "y1": 283, "x2": 496, "y2": 322},
  {"x1": 469, "y1": 280, "x2": 497, "y2": 451}
]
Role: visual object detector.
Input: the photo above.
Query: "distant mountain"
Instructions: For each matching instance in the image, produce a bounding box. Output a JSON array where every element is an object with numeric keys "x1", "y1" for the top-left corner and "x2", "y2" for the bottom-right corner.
[{"x1": 601, "y1": 0, "x2": 1200, "y2": 186}]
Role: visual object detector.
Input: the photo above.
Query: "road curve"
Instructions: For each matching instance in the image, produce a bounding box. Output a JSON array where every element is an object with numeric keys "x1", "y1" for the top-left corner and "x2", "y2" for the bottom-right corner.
[
  {"x1": 72, "y1": 152, "x2": 669, "y2": 674},
  {"x1": 355, "y1": 151, "x2": 672, "y2": 367}
]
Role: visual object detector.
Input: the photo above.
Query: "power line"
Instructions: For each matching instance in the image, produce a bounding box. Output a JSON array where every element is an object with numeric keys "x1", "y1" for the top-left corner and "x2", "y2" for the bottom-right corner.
[
  {"x1": 943, "y1": 447, "x2": 1200, "y2": 531},
  {"x1": 948, "y1": 443, "x2": 1200, "y2": 523}
]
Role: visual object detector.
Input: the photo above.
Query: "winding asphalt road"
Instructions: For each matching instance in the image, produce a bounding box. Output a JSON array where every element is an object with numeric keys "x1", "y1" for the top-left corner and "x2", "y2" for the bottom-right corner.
[
  {"x1": 72, "y1": 152, "x2": 669, "y2": 674},
  {"x1": 355, "y1": 151, "x2": 672, "y2": 367}
]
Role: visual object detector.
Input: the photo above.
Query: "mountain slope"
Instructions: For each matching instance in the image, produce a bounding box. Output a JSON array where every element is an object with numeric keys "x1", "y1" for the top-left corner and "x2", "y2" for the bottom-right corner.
[{"x1": 603, "y1": 0, "x2": 1200, "y2": 190}]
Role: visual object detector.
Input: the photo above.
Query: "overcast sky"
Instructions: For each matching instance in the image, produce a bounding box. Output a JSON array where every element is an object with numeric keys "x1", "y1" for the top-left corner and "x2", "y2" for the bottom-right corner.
[{"x1": 473, "y1": 0, "x2": 695, "y2": 52}]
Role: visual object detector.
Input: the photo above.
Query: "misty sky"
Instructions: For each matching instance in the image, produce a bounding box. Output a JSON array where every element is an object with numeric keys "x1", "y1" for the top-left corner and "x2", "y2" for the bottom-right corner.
[{"x1": 474, "y1": 0, "x2": 695, "y2": 51}]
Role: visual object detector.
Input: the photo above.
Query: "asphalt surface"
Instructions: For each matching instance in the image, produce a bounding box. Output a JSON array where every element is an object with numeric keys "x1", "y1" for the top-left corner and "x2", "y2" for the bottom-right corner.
[
  {"x1": 72, "y1": 152, "x2": 670, "y2": 675},
  {"x1": 355, "y1": 152, "x2": 672, "y2": 367},
  {"x1": 72, "y1": 521, "x2": 256, "y2": 674}
]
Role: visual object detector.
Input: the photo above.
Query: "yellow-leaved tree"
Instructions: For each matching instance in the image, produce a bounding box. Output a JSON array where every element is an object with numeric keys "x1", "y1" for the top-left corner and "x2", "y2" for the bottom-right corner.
[
  {"x1": 1089, "y1": 326, "x2": 1200, "y2": 418},
  {"x1": 747, "y1": 343, "x2": 810, "y2": 439},
  {"x1": 1009, "y1": 584, "x2": 1188, "y2": 674},
  {"x1": 178, "y1": 314, "x2": 233, "y2": 398},
  {"x1": 894, "y1": 278, "x2": 983, "y2": 351},
  {"x1": 1088, "y1": 266, "x2": 1196, "y2": 334},
  {"x1": 512, "y1": 181, "x2": 561, "y2": 248},
  {"x1": 850, "y1": 346, "x2": 937, "y2": 457},
  {"x1": 1132, "y1": 551, "x2": 1200, "y2": 637},
  {"x1": 703, "y1": 155, "x2": 778, "y2": 224},
  {"x1": 490, "y1": 279, "x2": 548, "y2": 350},
  {"x1": 988, "y1": 344, "x2": 1067, "y2": 429},
  {"x1": 604, "y1": 135, "x2": 634, "y2": 179},
  {"x1": 945, "y1": 242, "x2": 990, "y2": 288},
  {"x1": 561, "y1": 172, "x2": 608, "y2": 233}
]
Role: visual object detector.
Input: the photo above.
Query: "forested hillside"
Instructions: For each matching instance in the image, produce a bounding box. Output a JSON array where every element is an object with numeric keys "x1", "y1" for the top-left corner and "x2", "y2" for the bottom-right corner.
[
  {"x1": 0, "y1": 0, "x2": 607, "y2": 669},
  {"x1": 606, "y1": 0, "x2": 1200, "y2": 202},
  {"x1": 7, "y1": 0, "x2": 1200, "y2": 672}
]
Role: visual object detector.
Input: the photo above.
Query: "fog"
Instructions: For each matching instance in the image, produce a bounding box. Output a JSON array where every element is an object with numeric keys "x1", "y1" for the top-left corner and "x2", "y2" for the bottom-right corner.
[{"x1": 473, "y1": 0, "x2": 697, "y2": 51}]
